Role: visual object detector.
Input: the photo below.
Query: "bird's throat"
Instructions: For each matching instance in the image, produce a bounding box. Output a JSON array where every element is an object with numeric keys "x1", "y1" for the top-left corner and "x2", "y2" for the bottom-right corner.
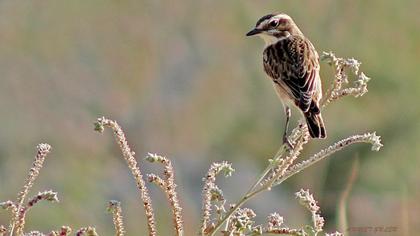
[{"x1": 259, "y1": 32, "x2": 290, "y2": 46}]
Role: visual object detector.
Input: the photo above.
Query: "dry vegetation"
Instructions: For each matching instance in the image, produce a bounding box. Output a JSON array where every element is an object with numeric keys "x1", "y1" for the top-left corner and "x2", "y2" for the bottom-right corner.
[{"x1": 0, "y1": 52, "x2": 382, "y2": 236}]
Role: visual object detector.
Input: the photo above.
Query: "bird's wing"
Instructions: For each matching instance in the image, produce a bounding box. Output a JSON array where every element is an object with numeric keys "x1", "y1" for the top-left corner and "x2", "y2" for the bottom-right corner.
[{"x1": 263, "y1": 35, "x2": 320, "y2": 112}]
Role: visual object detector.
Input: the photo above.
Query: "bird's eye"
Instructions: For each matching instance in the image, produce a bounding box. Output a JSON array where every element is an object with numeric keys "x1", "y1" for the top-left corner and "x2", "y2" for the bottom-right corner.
[{"x1": 269, "y1": 20, "x2": 279, "y2": 27}]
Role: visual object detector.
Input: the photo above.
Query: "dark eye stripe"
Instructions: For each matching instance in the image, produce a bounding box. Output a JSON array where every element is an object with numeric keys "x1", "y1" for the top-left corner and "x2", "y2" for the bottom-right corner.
[{"x1": 256, "y1": 14, "x2": 275, "y2": 27}]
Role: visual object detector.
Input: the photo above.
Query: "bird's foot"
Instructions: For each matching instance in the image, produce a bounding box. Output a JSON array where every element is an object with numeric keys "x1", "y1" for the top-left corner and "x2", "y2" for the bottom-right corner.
[{"x1": 283, "y1": 136, "x2": 294, "y2": 150}]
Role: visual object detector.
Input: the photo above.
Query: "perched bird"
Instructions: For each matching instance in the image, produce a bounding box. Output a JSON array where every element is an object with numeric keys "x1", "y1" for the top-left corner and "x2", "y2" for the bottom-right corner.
[{"x1": 246, "y1": 13, "x2": 326, "y2": 144}]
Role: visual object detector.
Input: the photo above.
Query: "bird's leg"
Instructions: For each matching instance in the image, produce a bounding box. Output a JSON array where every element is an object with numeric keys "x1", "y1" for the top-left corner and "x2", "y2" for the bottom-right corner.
[{"x1": 282, "y1": 106, "x2": 293, "y2": 149}]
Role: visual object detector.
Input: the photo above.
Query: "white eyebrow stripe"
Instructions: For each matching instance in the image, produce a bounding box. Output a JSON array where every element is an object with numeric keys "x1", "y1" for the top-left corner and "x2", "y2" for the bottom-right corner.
[{"x1": 274, "y1": 14, "x2": 292, "y2": 20}]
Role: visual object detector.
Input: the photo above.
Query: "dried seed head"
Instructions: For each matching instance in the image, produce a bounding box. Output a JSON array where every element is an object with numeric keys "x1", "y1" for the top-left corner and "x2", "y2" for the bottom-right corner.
[
  {"x1": 28, "y1": 190, "x2": 59, "y2": 207},
  {"x1": 107, "y1": 200, "x2": 125, "y2": 236},
  {"x1": 313, "y1": 213, "x2": 325, "y2": 232},
  {"x1": 210, "y1": 185, "x2": 224, "y2": 202},
  {"x1": 267, "y1": 212, "x2": 284, "y2": 229},
  {"x1": 201, "y1": 161, "x2": 234, "y2": 234},
  {"x1": 0, "y1": 201, "x2": 17, "y2": 211},
  {"x1": 145, "y1": 153, "x2": 184, "y2": 235},
  {"x1": 94, "y1": 117, "x2": 157, "y2": 235},
  {"x1": 295, "y1": 189, "x2": 320, "y2": 213},
  {"x1": 228, "y1": 208, "x2": 256, "y2": 233}
]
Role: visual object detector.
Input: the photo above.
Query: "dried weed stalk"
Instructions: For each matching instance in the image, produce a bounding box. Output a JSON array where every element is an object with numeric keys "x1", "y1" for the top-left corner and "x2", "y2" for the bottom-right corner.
[
  {"x1": 0, "y1": 52, "x2": 381, "y2": 236},
  {"x1": 145, "y1": 153, "x2": 184, "y2": 236},
  {"x1": 94, "y1": 118, "x2": 157, "y2": 236},
  {"x1": 16, "y1": 191, "x2": 59, "y2": 235},
  {"x1": 200, "y1": 162, "x2": 234, "y2": 234},
  {"x1": 107, "y1": 201, "x2": 125, "y2": 236},
  {"x1": 1, "y1": 143, "x2": 52, "y2": 236},
  {"x1": 204, "y1": 52, "x2": 382, "y2": 236},
  {"x1": 0, "y1": 144, "x2": 122, "y2": 236}
]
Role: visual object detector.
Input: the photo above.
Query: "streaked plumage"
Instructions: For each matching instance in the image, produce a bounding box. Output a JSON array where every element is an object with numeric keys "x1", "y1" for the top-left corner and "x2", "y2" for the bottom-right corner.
[{"x1": 247, "y1": 13, "x2": 326, "y2": 139}]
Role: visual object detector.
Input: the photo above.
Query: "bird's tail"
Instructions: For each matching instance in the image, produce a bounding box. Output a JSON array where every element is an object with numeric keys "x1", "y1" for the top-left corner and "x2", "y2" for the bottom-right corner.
[{"x1": 304, "y1": 111, "x2": 326, "y2": 139}]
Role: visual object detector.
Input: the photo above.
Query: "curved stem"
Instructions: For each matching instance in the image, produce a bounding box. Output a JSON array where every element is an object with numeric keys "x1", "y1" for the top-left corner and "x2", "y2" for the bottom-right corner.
[
  {"x1": 208, "y1": 144, "x2": 288, "y2": 236},
  {"x1": 274, "y1": 132, "x2": 381, "y2": 187},
  {"x1": 247, "y1": 144, "x2": 287, "y2": 194}
]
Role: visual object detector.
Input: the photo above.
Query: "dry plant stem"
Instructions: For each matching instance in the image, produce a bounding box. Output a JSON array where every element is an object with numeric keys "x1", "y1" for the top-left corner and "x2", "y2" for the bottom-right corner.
[
  {"x1": 246, "y1": 143, "x2": 287, "y2": 194},
  {"x1": 320, "y1": 51, "x2": 365, "y2": 108},
  {"x1": 0, "y1": 201, "x2": 18, "y2": 221},
  {"x1": 16, "y1": 191, "x2": 59, "y2": 235},
  {"x1": 295, "y1": 189, "x2": 325, "y2": 234},
  {"x1": 208, "y1": 131, "x2": 306, "y2": 236},
  {"x1": 107, "y1": 201, "x2": 125, "y2": 236},
  {"x1": 201, "y1": 162, "x2": 234, "y2": 235},
  {"x1": 147, "y1": 174, "x2": 166, "y2": 189},
  {"x1": 161, "y1": 158, "x2": 183, "y2": 236},
  {"x1": 146, "y1": 154, "x2": 184, "y2": 236},
  {"x1": 209, "y1": 125, "x2": 381, "y2": 235},
  {"x1": 246, "y1": 123, "x2": 306, "y2": 197},
  {"x1": 275, "y1": 132, "x2": 382, "y2": 186},
  {"x1": 208, "y1": 155, "x2": 287, "y2": 235},
  {"x1": 263, "y1": 132, "x2": 308, "y2": 189},
  {"x1": 94, "y1": 117, "x2": 157, "y2": 236},
  {"x1": 337, "y1": 157, "x2": 359, "y2": 233},
  {"x1": 11, "y1": 143, "x2": 51, "y2": 236}
]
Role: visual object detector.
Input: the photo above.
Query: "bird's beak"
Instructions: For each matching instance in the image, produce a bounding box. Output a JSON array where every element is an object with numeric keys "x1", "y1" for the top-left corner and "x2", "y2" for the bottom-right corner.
[{"x1": 246, "y1": 28, "x2": 262, "y2": 36}]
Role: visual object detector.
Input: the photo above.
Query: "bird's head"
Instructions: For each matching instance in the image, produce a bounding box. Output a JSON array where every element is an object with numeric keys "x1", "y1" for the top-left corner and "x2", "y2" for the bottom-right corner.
[{"x1": 246, "y1": 13, "x2": 303, "y2": 44}]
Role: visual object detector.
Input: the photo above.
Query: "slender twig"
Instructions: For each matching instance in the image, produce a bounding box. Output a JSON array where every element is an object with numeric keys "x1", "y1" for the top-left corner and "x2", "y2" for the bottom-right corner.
[
  {"x1": 145, "y1": 153, "x2": 184, "y2": 236},
  {"x1": 147, "y1": 174, "x2": 166, "y2": 189},
  {"x1": 261, "y1": 131, "x2": 308, "y2": 190},
  {"x1": 246, "y1": 143, "x2": 287, "y2": 194},
  {"x1": 94, "y1": 117, "x2": 157, "y2": 236},
  {"x1": 107, "y1": 201, "x2": 125, "y2": 236},
  {"x1": 208, "y1": 51, "x2": 380, "y2": 235},
  {"x1": 208, "y1": 129, "x2": 307, "y2": 236},
  {"x1": 276, "y1": 132, "x2": 382, "y2": 186},
  {"x1": 337, "y1": 157, "x2": 359, "y2": 233},
  {"x1": 201, "y1": 162, "x2": 234, "y2": 235},
  {"x1": 0, "y1": 201, "x2": 17, "y2": 220},
  {"x1": 16, "y1": 191, "x2": 59, "y2": 235},
  {"x1": 11, "y1": 144, "x2": 51, "y2": 236},
  {"x1": 209, "y1": 133, "x2": 381, "y2": 236}
]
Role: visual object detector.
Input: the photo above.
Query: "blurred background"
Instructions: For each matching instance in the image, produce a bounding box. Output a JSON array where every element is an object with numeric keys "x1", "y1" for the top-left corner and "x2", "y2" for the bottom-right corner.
[{"x1": 0, "y1": 0, "x2": 418, "y2": 235}]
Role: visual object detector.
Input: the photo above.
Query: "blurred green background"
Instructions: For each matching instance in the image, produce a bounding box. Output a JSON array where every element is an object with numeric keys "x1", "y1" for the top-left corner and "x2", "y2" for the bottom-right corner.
[{"x1": 0, "y1": 0, "x2": 418, "y2": 235}]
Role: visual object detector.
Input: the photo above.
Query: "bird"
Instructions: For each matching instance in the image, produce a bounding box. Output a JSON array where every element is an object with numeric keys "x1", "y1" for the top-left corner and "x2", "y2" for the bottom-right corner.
[{"x1": 246, "y1": 13, "x2": 326, "y2": 145}]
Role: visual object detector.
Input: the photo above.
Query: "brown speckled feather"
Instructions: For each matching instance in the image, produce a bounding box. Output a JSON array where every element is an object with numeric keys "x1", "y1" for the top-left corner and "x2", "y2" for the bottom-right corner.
[{"x1": 263, "y1": 35, "x2": 320, "y2": 113}]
